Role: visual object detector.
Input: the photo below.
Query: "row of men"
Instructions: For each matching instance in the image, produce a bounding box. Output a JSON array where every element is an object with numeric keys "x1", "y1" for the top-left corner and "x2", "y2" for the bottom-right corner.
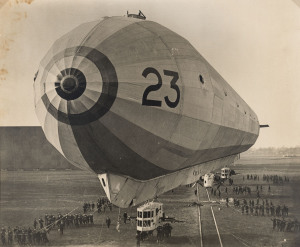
[
  {"x1": 40, "y1": 213, "x2": 95, "y2": 229},
  {"x1": 234, "y1": 199, "x2": 289, "y2": 217},
  {"x1": 136, "y1": 223, "x2": 173, "y2": 245},
  {"x1": 35, "y1": 212, "x2": 65, "y2": 229},
  {"x1": 271, "y1": 218, "x2": 299, "y2": 232},
  {"x1": 245, "y1": 174, "x2": 289, "y2": 184},
  {"x1": 155, "y1": 223, "x2": 173, "y2": 244},
  {"x1": 246, "y1": 199, "x2": 289, "y2": 217},
  {"x1": 1, "y1": 226, "x2": 49, "y2": 246},
  {"x1": 210, "y1": 188, "x2": 222, "y2": 198},
  {"x1": 263, "y1": 174, "x2": 290, "y2": 183},
  {"x1": 255, "y1": 184, "x2": 271, "y2": 192},
  {"x1": 245, "y1": 174, "x2": 260, "y2": 180},
  {"x1": 97, "y1": 202, "x2": 113, "y2": 213},
  {"x1": 232, "y1": 185, "x2": 271, "y2": 196},
  {"x1": 233, "y1": 186, "x2": 252, "y2": 195},
  {"x1": 96, "y1": 197, "x2": 113, "y2": 213},
  {"x1": 83, "y1": 198, "x2": 113, "y2": 213},
  {"x1": 240, "y1": 198, "x2": 274, "y2": 207},
  {"x1": 83, "y1": 202, "x2": 95, "y2": 213},
  {"x1": 98, "y1": 197, "x2": 110, "y2": 205}
]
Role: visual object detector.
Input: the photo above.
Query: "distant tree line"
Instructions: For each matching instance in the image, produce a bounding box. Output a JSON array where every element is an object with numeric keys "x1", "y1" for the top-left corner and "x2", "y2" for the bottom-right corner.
[{"x1": 244, "y1": 146, "x2": 300, "y2": 157}]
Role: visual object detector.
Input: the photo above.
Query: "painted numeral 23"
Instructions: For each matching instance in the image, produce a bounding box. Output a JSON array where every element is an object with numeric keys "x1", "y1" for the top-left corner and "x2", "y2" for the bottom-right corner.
[{"x1": 142, "y1": 67, "x2": 180, "y2": 108}]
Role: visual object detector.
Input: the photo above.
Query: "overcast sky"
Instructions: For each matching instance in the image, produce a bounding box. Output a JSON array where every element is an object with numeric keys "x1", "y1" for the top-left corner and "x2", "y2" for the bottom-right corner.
[{"x1": 0, "y1": 0, "x2": 299, "y2": 148}]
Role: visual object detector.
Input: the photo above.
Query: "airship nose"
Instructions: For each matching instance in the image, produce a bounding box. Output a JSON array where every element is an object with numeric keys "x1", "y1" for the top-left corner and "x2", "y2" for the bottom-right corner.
[
  {"x1": 54, "y1": 68, "x2": 87, "y2": 101},
  {"x1": 35, "y1": 47, "x2": 118, "y2": 126},
  {"x1": 61, "y1": 76, "x2": 78, "y2": 93}
]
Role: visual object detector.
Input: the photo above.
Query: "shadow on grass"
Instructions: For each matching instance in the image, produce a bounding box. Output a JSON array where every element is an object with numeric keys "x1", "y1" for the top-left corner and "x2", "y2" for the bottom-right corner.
[{"x1": 139, "y1": 235, "x2": 199, "y2": 246}]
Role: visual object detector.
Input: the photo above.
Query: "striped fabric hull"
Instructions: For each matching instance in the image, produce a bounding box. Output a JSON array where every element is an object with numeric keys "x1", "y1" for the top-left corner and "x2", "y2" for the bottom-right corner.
[{"x1": 34, "y1": 16, "x2": 259, "y2": 206}]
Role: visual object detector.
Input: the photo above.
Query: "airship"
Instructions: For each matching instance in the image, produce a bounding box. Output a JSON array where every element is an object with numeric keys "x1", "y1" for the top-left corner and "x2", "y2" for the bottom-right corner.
[{"x1": 34, "y1": 11, "x2": 260, "y2": 208}]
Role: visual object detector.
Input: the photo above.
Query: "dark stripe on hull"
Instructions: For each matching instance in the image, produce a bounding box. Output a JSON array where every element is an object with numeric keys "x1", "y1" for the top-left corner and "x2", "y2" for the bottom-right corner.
[
  {"x1": 69, "y1": 107, "x2": 256, "y2": 180},
  {"x1": 70, "y1": 119, "x2": 169, "y2": 180},
  {"x1": 102, "y1": 109, "x2": 256, "y2": 164}
]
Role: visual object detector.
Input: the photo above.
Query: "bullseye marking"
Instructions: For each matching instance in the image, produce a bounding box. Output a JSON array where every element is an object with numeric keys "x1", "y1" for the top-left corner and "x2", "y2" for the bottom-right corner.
[
  {"x1": 61, "y1": 76, "x2": 78, "y2": 93},
  {"x1": 55, "y1": 68, "x2": 86, "y2": 101},
  {"x1": 41, "y1": 46, "x2": 118, "y2": 125}
]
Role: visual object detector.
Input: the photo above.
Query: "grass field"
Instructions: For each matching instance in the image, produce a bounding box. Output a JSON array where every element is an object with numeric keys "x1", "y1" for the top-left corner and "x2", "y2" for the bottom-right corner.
[{"x1": 1, "y1": 156, "x2": 300, "y2": 246}]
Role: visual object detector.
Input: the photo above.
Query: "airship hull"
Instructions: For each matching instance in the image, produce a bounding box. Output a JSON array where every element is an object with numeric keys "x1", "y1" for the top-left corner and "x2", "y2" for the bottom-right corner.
[{"x1": 34, "y1": 16, "x2": 259, "y2": 206}]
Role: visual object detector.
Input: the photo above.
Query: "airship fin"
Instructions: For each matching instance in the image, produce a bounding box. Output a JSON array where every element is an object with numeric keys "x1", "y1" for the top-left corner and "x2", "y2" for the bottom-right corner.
[{"x1": 259, "y1": 124, "x2": 270, "y2": 128}]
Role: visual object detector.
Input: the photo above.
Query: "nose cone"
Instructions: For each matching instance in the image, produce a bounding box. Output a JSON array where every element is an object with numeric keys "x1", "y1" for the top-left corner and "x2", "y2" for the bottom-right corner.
[
  {"x1": 61, "y1": 76, "x2": 78, "y2": 93},
  {"x1": 33, "y1": 18, "x2": 121, "y2": 171},
  {"x1": 54, "y1": 69, "x2": 87, "y2": 101}
]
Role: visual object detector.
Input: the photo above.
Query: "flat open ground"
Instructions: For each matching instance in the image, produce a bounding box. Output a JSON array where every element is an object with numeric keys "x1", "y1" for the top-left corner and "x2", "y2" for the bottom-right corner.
[{"x1": 1, "y1": 156, "x2": 300, "y2": 246}]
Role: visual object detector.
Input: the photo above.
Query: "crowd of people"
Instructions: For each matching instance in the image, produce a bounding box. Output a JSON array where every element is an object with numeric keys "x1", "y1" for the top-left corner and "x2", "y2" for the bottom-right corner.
[
  {"x1": 83, "y1": 202, "x2": 95, "y2": 213},
  {"x1": 229, "y1": 172, "x2": 297, "y2": 234},
  {"x1": 82, "y1": 198, "x2": 113, "y2": 214},
  {"x1": 231, "y1": 183, "x2": 272, "y2": 198},
  {"x1": 135, "y1": 223, "x2": 173, "y2": 246},
  {"x1": 233, "y1": 198, "x2": 290, "y2": 217},
  {"x1": 155, "y1": 223, "x2": 172, "y2": 244},
  {"x1": 271, "y1": 218, "x2": 299, "y2": 232},
  {"x1": 1, "y1": 226, "x2": 49, "y2": 246},
  {"x1": 245, "y1": 174, "x2": 260, "y2": 181},
  {"x1": 0, "y1": 209, "x2": 98, "y2": 246},
  {"x1": 232, "y1": 185, "x2": 252, "y2": 195},
  {"x1": 44, "y1": 212, "x2": 94, "y2": 229},
  {"x1": 262, "y1": 174, "x2": 290, "y2": 184},
  {"x1": 245, "y1": 173, "x2": 290, "y2": 184},
  {"x1": 96, "y1": 197, "x2": 113, "y2": 213},
  {"x1": 1, "y1": 223, "x2": 50, "y2": 246}
]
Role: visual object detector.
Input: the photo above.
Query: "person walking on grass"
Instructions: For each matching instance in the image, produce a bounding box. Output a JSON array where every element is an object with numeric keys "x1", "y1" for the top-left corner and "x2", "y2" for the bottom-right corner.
[{"x1": 106, "y1": 216, "x2": 111, "y2": 228}]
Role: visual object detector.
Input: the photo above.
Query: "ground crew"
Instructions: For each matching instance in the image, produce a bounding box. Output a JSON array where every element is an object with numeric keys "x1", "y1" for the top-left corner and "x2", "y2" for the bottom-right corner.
[
  {"x1": 27, "y1": 227, "x2": 32, "y2": 244},
  {"x1": 280, "y1": 219, "x2": 286, "y2": 232},
  {"x1": 39, "y1": 218, "x2": 44, "y2": 228},
  {"x1": 106, "y1": 216, "x2": 111, "y2": 228},
  {"x1": 136, "y1": 231, "x2": 141, "y2": 247},
  {"x1": 59, "y1": 222, "x2": 64, "y2": 236},
  {"x1": 1, "y1": 228, "x2": 6, "y2": 245},
  {"x1": 116, "y1": 220, "x2": 120, "y2": 232},
  {"x1": 41, "y1": 229, "x2": 49, "y2": 243},
  {"x1": 271, "y1": 218, "x2": 276, "y2": 229},
  {"x1": 123, "y1": 212, "x2": 128, "y2": 224},
  {"x1": 33, "y1": 218, "x2": 38, "y2": 229},
  {"x1": 8, "y1": 227, "x2": 13, "y2": 245},
  {"x1": 156, "y1": 226, "x2": 164, "y2": 243}
]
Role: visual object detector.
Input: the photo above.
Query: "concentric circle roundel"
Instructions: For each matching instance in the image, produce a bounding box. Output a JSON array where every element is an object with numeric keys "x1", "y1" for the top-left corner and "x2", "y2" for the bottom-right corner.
[
  {"x1": 41, "y1": 46, "x2": 118, "y2": 126},
  {"x1": 55, "y1": 68, "x2": 86, "y2": 100}
]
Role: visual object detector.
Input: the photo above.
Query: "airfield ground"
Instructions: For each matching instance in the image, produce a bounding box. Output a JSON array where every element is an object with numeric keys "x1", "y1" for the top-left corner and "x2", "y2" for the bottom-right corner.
[{"x1": 1, "y1": 156, "x2": 300, "y2": 246}]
